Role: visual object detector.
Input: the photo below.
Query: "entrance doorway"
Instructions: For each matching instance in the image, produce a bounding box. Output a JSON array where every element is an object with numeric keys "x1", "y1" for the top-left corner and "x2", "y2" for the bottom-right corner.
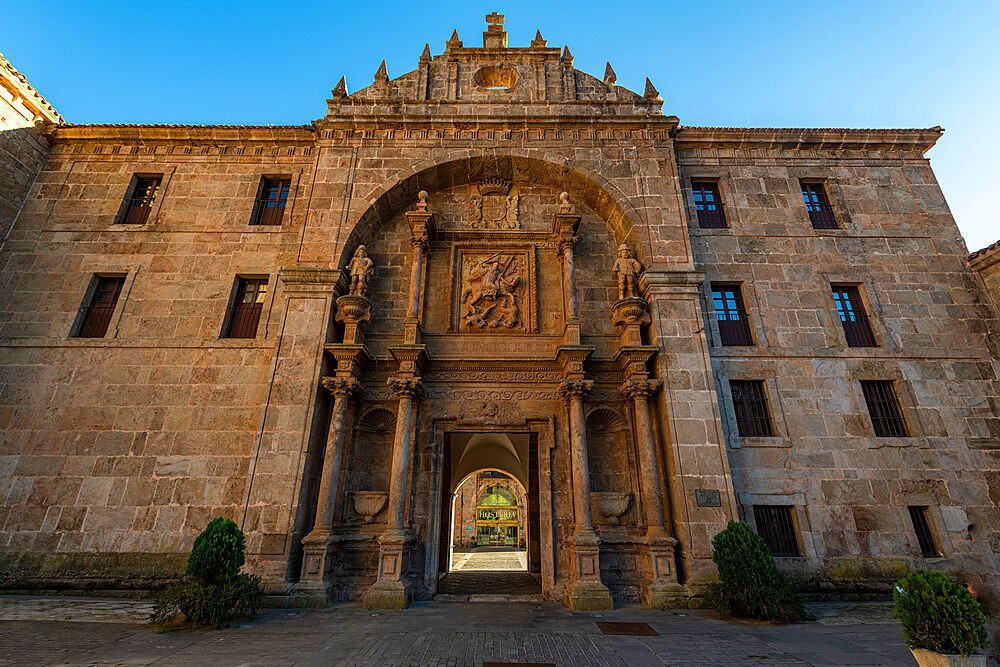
[{"x1": 436, "y1": 432, "x2": 542, "y2": 598}]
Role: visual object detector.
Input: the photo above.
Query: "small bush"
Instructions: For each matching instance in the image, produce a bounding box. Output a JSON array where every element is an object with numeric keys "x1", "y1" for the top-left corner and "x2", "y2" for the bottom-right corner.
[
  {"x1": 151, "y1": 518, "x2": 263, "y2": 627},
  {"x1": 705, "y1": 519, "x2": 805, "y2": 623},
  {"x1": 893, "y1": 570, "x2": 986, "y2": 656}
]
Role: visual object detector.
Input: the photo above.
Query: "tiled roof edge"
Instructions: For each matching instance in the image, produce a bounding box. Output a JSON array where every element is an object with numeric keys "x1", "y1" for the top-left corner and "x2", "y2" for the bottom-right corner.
[{"x1": 0, "y1": 52, "x2": 63, "y2": 122}]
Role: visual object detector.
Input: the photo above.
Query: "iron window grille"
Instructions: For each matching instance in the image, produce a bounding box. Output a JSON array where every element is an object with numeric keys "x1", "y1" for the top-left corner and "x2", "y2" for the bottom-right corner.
[
  {"x1": 729, "y1": 380, "x2": 775, "y2": 437},
  {"x1": 860, "y1": 380, "x2": 909, "y2": 437},
  {"x1": 753, "y1": 505, "x2": 800, "y2": 556},
  {"x1": 801, "y1": 182, "x2": 838, "y2": 229},
  {"x1": 832, "y1": 285, "x2": 877, "y2": 347},
  {"x1": 74, "y1": 276, "x2": 124, "y2": 338},
  {"x1": 224, "y1": 278, "x2": 268, "y2": 338},
  {"x1": 908, "y1": 506, "x2": 940, "y2": 558},
  {"x1": 250, "y1": 177, "x2": 291, "y2": 225},
  {"x1": 693, "y1": 181, "x2": 726, "y2": 228},
  {"x1": 712, "y1": 284, "x2": 753, "y2": 346},
  {"x1": 116, "y1": 175, "x2": 161, "y2": 224}
]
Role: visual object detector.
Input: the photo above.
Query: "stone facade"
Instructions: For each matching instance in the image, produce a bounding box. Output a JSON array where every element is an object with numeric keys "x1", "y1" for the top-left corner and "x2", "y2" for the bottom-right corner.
[{"x1": 0, "y1": 15, "x2": 997, "y2": 609}]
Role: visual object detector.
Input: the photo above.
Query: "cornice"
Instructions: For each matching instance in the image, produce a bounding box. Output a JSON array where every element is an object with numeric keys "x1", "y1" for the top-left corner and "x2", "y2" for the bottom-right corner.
[
  {"x1": 675, "y1": 126, "x2": 943, "y2": 154},
  {"x1": 0, "y1": 52, "x2": 62, "y2": 124},
  {"x1": 53, "y1": 124, "x2": 315, "y2": 145},
  {"x1": 968, "y1": 239, "x2": 1000, "y2": 274}
]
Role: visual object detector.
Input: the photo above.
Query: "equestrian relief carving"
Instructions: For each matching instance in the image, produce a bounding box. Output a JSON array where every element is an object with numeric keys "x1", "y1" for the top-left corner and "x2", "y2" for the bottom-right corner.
[{"x1": 461, "y1": 252, "x2": 524, "y2": 329}]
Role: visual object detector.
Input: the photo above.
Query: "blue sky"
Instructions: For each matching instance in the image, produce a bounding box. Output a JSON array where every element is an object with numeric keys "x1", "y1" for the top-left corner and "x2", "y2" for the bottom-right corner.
[{"x1": 4, "y1": 0, "x2": 997, "y2": 251}]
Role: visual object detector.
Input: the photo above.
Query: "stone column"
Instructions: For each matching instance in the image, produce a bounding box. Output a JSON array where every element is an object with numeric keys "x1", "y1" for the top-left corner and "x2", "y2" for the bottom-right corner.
[
  {"x1": 552, "y1": 194, "x2": 582, "y2": 345},
  {"x1": 621, "y1": 378, "x2": 665, "y2": 536},
  {"x1": 365, "y1": 374, "x2": 423, "y2": 609},
  {"x1": 403, "y1": 192, "x2": 435, "y2": 345},
  {"x1": 561, "y1": 379, "x2": 596, "y2": 535},
  {"x1": 311, "y1": 377, "x2": 360, "y2": 534}
]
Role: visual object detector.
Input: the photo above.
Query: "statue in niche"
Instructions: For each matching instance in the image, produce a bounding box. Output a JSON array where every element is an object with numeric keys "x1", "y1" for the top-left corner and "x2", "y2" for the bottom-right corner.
[
  {"x1": 347, "y1": 245, "x2": 375, "y2": 297},
  {"x1": 612, "y1": 243, "x2": 643, "y2": 299},
  {"x1": 468, "y1": 180, "x2": 519, "y2": 229},
  {"x1": 462, "y1": 253, "x2": 523, "y2": 329}
]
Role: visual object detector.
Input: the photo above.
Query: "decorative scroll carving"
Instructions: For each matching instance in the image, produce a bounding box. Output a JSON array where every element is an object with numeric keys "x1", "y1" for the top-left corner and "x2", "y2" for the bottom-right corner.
[
  {"x1": 612, "y1": 243, "x2": 643, "y2": 299},
  {"x1": 469, "y1": 180, "x2": 519, "y2": 229},
  {"x1": 347, "y1": 245, "x2": 375, "y2": 297},
  {"x1": 423, "y1": 388, "x2": 559, "y2": 402},
  {"x1": 461, "y1": 252, "x2": 524, "y2": 330}
]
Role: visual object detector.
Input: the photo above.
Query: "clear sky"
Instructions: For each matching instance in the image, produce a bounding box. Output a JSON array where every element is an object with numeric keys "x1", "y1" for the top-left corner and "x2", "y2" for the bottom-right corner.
[{"x1": 4, "y1": 0, "x2": 997, "y2": 251}]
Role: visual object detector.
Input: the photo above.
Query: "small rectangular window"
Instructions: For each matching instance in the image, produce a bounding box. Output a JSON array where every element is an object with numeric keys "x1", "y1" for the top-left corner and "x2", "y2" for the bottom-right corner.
[
  {"x1": 692, "y1": 181, "x2": 727, "y2": 228},
  {"x1": 860, "y1": 380, "x2": 908, "y2": 437},
  {"x1": 832, "y1": 285, "x2": 877, "y2": 347},
  {"x1": 223, "y1": 277, "x2": 268, "y2": 338},
  {"x1": 712, "y1": 284, "x2": 753, "y2": 346},
  {"x1": 116, "y1": 175, "x2": 161, "y2": 224},
  {"x1": 729, "y1": 380, "x2": 775, "y2": 437},
  {"x1": 908, "y1": 506, "x2": 939, "y2": 557},
  {"x1": 74, "y1": 275, "x2": 125, "y2": 338},
  {"x1": 250, "y1": 177, "x2": 291, "y2": 226},
  {"x1": 801, "y1": 181, "x2": 837, "y2": 229},
  {"x1": 753, "y1": 505, "x2": 800, "y2": 556}
]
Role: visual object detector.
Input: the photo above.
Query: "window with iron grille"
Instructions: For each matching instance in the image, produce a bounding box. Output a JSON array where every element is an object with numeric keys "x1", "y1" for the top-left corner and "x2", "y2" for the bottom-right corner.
[
  {"x1": 729, "y1": 380, "x2": 775, "y2": 437},
  {"x1": 908, "y1": 506, "x2": 939, "y2": 557},
  {"x1": 223, "y1": 277, "x2": 268, "y2": 338},
  {"x1": 712, "y1": 284, "x2": 753, "y2": 346},
  {"x1": 250, "y1": 177, "x2": 291, "y2": 225},
  {"x1": 753, "y1": 505, "x2": 800, "y2": 556},
  {"x1": 832, "y1": 285, "x2": 877, "y2": 347},
  {"x1": 116, "y1": 175, "x2": 161, "y2": 224},
  {"x1": 800, "y1": 181, "x2": 837, "y2": 229},
  {"x1": 74, "y1": 275, "x2": 125, "y2": 338},
  {"x1": 860, "y1": 380, "x2": 909, "y2": 437},
  {"x1": 692, "y1": 181, "x2": 726, "y2": 228}
]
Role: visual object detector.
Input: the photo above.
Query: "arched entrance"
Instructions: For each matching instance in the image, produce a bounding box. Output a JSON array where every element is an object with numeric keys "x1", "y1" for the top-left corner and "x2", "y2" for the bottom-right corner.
[{"x1": 448, "y1": 472, "x2": 526, "y2": 572}]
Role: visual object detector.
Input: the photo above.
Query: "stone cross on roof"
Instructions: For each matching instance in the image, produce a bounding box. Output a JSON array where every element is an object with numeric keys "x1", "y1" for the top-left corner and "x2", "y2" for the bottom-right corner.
[
  {"x1": 486, "y1": 12, "x2": 504, "y2": 28},
  {"x1": 483, "y1": 11, "x2": 507, "y2": 47}
]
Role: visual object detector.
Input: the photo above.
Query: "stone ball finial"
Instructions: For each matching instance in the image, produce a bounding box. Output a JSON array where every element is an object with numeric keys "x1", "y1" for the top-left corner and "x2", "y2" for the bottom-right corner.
[
  {"x1": 417, "y1": 190, "x2": 429, "y2": 211},
  {"x1": 558, "y1": 191, "x2": 571, "y2": 213}
]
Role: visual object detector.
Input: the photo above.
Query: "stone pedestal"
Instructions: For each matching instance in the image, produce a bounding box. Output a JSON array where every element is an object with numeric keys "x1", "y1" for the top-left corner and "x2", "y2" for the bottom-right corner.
[
  {"x1": 568, "y1": 533, "x2": 614, "y2": 610},
  {"x1": 294, "y1": 531, "x2": 334, "y2": 607},
  {"x1": 611, "y1": 296, "x2": 651, "y2": 346},
  {"x1": 364, "y1": 531, "x2": 412, "y2": 609},
  {"x1": 641, "y1": 534, "x2": 685, "y2": 609}
]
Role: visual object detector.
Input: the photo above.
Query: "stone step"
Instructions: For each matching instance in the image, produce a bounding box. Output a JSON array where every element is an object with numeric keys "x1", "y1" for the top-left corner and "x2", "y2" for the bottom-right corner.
[{"x1": 433, "y1": 593, "x2": 544, "y2": 603}]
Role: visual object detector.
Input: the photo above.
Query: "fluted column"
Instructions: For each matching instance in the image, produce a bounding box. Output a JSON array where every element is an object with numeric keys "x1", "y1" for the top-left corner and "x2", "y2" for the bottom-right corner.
[
  {"x1": 406, "y1": 236, "x2": 426, "y2": 321},
  {"x1": 552, "y1": 194, "x2": 582, "y2": 345},
  {"x1": 560, "y1": 379, "x2": 595, "y2": 535},
  {"x1": 404, "y1": 192, "x2": 434, "y2": 345},
  {"x1": 385, "y1": 376, "x2": 423, "y2": 534},
  {"x1": 312, "y1": 376, "x2": 361, "y2": 533},
  {"x1": 559, "y1": 237, "x2": 579, "y2": 321},
  {"x1": 621, "y1": 378, "x2": 666, "y2": 537}
]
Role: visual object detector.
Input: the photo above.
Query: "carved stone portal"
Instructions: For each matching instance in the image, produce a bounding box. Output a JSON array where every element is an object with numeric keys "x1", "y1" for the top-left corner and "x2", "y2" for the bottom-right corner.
[
  {"x1": 468, "y1": 180, "x2": 519, "y2": 229},
  {"x1": 460, "y1": 251, "x2": 526, "y2": 330}
]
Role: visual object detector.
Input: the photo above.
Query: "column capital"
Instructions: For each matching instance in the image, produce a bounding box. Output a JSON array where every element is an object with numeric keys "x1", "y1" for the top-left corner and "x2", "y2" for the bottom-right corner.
[
  {"x1": 620, "y1": 377, "x2": 662, "y2": 400},
  {"x1": 559, "y1": 379, "x2": 593, "y2": 401},
  {"x1": 557, "y1": 236, "x2": 579, "y2": 254},
  {"x1": 388, "y1": 376, "x2": 424, "y2": 399},
  {"x1": 405, "y1": 209, "x2": 436, "y2": 244},
  {"x1": 321, "y1": 375, "x2": 362, "y2": 398}
]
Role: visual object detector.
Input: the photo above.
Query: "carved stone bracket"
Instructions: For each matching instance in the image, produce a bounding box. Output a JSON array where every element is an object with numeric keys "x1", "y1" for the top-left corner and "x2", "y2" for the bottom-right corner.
[
  {"x1": 611, "y1": 296, "x2": 651, "y2": 347},
  {"x1": 336, "y1": 294, "x2": 373, "y2": 345}
]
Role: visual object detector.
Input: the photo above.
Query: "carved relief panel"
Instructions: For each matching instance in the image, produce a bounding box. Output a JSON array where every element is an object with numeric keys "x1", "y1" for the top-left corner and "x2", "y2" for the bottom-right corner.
[
  {"x1": 468, "y1": 179, "x2": 519, "y2": 230},
  {"x1": 449, "y1": 245, "x2": 537, "y2": 333}
]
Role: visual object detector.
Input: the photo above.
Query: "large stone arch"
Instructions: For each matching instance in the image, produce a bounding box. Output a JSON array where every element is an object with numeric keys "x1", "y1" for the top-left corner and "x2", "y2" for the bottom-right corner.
[{"x1": 335, "y1": 149, "x2": 651, "y2": 268}]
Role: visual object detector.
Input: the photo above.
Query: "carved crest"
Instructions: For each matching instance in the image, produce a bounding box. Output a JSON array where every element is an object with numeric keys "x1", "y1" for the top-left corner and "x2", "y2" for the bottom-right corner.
[
  {"x1": 469, "y1": 180, "x2": 519, "y2": 229},
  {"x1": 460, "y1": 252, "x2": 524, "y2": 330}
]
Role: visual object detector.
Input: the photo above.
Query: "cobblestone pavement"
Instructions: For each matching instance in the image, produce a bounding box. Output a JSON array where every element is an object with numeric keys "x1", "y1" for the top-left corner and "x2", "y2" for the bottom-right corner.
[
  {"x1": 452, "y1": 548, "x2": 527, "y2": 571},
  {"x1": 0, "y1": 595, "x2": 920, "y2": 666}
]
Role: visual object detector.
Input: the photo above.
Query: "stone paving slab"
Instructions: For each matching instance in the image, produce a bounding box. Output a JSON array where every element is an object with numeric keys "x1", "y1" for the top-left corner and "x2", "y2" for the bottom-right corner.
[{"x1": 0, "y1": 596, "x2": 919, "y2": 666}]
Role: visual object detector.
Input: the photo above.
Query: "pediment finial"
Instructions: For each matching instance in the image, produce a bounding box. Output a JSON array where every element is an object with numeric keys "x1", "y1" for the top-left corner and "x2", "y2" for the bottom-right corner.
[
  {"x1": 374, "y1": 60, "x2": 388, "y2": 84},
  {"x1": 644, "y1": 77, "x2": 661, "y2": 101},
  {"x1": 604, "y1": 62, "x2": 617, "y2": 86},
  {"x1": 530, "y1": 29, "x2": 547, "y2": 48},
  {"x1": 331, "y1": 76, "x2": 348, "y2": 99},
  {"x1": 561, "y1": 46, "x2": 574, "y2": 67},
  {"x1": 447, "y1": 29, "x2": 463, "y2": 50},
  {"x1": 420, "y1": 43, "x2": 432, "y2": 64}
]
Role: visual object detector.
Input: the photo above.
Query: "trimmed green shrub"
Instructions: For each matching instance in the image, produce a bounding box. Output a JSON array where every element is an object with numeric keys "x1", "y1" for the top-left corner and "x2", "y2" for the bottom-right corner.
[
  {"x1": 893, "y1": 570, "x2": 986, "y2": 656},
  {"x1": 705, "y1": 519, "x2": 805, "y2": 623},
  {"x1": 151, "y1": 518, "x2": 262, "y2": 627}
]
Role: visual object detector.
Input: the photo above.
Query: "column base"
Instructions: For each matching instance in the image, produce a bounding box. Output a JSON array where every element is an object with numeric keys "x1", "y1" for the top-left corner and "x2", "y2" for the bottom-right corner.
[
  {"x1": 568, "y1": 580, "x2": 614, "y2": 610},
  {"x1": 641, "y1": 532, "x2": 681, "y2": 609},
  {"x1": 289, "y1": 580, "x2": 331, "y2": 609},
  {"x1": 363, "y1": 578, "x2": 412, "y2": 610},
  {"x1": 568, "y1": 531, "x2": 613, "y2": 610},
  {"x1": 364, "y1": 530, "x2": 412, "y2": 609},
  {"x1": 299, "y1": 530, "x2": 334, "y2": 583},
  {"x1": 645, "y1": 582, "x2": 688, "y2": 610}
]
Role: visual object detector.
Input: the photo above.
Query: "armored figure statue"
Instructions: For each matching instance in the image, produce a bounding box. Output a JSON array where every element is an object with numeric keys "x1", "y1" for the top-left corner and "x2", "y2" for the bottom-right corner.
[
  {"x1": 347, "y1": 245, "x2": 375, "y2": 297},
  {"x1": 612, "y1": 243, "x2": 643, "y2": 300}
]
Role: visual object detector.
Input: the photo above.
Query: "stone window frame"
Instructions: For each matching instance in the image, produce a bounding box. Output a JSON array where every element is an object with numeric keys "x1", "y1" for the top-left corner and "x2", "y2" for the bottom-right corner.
[
  {"x1": 109, "y1": 165, "x2": 176, "y2": 226},
  {"x1": 789, "y1": 172, "x2": 856, "y2": 234},
  {"x1": 715, "y1": 365, "x2": 792, "y2": 448},
  {"x1": 699, "y1": 274, "x2": 769, "y2": 349},
  {"x1": 815, "y1": 274, "x2": 894, "y2": 353},
  {"x1": 218, "y1": 270, "x2": 279, "y2": 341},
  {"x1": 897, "y1": 496, "x2": 951, "y2": 561},
  {"x1": 844, "y1": 362, "x2": 932, "y2": 447},
  {"x1": 245, "y1": 169, "x2": 303, "y2": 230},
  {"x1": 678, "y1": 169, "x2": 741, "y2": 235},
  {"x1": 66, "y1": 267, "x2": 139, "y2": 340},
  {"x1": 737, "y1": 491, "x2": 813, "y2": 559}
]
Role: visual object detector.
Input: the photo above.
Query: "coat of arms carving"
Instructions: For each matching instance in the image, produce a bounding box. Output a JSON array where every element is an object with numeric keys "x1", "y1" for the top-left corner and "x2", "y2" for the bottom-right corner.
[
  {"x1": 469, "y1": 179, "x2": 519, "y2": 229},
  {"x1": 460, "y1": 252, "x2": 525, "y2": 330}
]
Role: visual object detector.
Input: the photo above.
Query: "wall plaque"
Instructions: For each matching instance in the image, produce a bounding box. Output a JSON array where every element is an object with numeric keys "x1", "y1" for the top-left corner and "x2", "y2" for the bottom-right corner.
[{"x1": 695, "y1": 489, "x2": 722, "y2": 507}]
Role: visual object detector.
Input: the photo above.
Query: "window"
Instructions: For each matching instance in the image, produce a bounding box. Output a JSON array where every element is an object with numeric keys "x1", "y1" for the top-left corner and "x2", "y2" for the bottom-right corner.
[
  {"x1": 729, "y1": 380, "x2": 775, "y2": 437},
  {"x1": 74, "y1": 275, "x2": 124, "y2": 338},
  {"x1": 712, "y1": 284, "x2": 753, "y2": 345},
  {"x1": 223, "y1": 277, "x2": 268, "y2": 338},
  {"x1": 116, "y1": 175, "x2": 161, "y2": 224},
  {"x1": 250, "y1": 177, "x2": 291, "y2": 225},
  {"x1": 753, "y1": 505, "x2": 800, "y2": 556},
  {"x1": 860, "y1": 380, "x2": 908, "y2": 437},
  {"x1": 908, "y1": 506, "x2": 939, "y2": 557},
  {"x1": 832, "y1": 285, "x2": 877, "y2": 347},
  {"x1": 692, "y1": 181, "x2": 726, "y2": 228},
  {"x1": 801, "y1": 181, "x2": 837, "y2": 229}
]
